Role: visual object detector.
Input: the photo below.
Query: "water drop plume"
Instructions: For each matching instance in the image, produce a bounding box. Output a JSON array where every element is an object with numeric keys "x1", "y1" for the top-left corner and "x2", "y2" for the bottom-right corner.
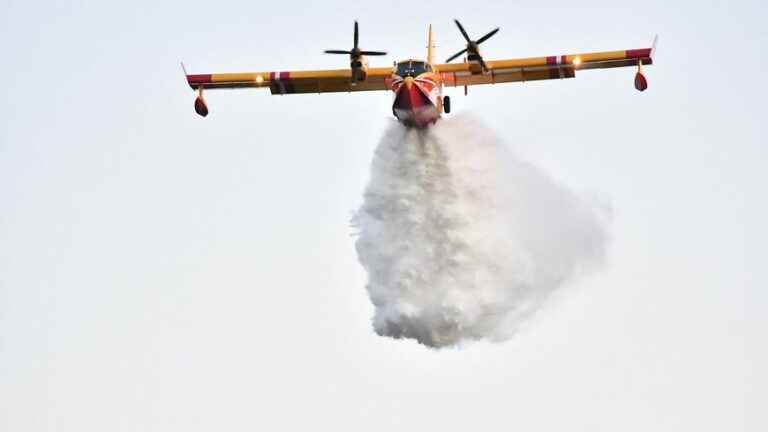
[{"x1": 353, "y1": 114, "x2": 608, "y2": 348}]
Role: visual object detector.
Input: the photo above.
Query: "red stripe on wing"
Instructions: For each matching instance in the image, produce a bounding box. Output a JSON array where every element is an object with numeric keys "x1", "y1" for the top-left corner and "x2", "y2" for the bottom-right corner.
[
  {"x1": 546, "y1": 56, "x2": 560, "y2": 79},
  {"x1": 626, "y1": 48, "x2": 652, "y2": 59},
  {"x1": 187, "y1": 74, "x2": 212, "y2": 88}
]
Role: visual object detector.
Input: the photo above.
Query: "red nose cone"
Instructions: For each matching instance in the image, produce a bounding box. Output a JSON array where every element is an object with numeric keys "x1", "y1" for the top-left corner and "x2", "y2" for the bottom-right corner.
[{"x1": 634, "y1": 71, "x2": 648, "y2": 92}]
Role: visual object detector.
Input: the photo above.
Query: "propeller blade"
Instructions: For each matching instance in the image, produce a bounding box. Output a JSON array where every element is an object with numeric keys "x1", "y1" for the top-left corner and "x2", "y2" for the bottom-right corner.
[
  {"x1": 325, "y1": 50, "x2": 351, "y2": 54},
  {"x1": 476, "y1": 27, "x2": 499, "y2": 44},
  {"x1": 354, "y1": 21, "x2": 359, "y2": 49},
  {"x1": 360, "y1": 50, "x2": 387, "y2": 56},
  {"x1": 446, "y1": 48, "x2": 468, "y2": 63},
  {"x1": 454, "y1": 19, "x2": 471, "y2": 43}
]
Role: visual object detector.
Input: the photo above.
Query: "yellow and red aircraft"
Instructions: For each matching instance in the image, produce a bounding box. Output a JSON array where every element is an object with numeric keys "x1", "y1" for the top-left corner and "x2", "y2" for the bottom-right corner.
[{"x1": 184, "y1": 20, "x2": 656, "y2": 127}]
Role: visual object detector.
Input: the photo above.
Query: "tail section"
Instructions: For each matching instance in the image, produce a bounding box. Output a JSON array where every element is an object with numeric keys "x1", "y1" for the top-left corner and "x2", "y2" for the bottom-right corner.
[{"x1": 427, "y1": 24, "x2": 434, "y2": 65}]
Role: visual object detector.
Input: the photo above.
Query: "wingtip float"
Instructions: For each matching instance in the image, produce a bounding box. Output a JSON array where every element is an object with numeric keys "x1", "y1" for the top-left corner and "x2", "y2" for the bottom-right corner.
[{"x1": 183, "y1": 22, "x2": 657, "y2": 127}]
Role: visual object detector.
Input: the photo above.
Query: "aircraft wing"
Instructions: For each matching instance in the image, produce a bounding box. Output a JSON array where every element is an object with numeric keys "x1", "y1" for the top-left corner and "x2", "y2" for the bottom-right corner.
[
  {"x1": 436, "y1": 45, "x2": 654, "y2": 88},
  {"x1": 185, "y1": 67, "x2": 393, "y2": 94}
]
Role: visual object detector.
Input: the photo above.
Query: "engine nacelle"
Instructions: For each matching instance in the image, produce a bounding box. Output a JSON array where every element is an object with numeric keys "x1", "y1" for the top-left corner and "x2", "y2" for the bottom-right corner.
[
  {"x1": 350, "y1": 57, "x2": 369, "y2": 83},
  {"x1": 466, "y1": 53, "x2": 484, "y2": 75}
]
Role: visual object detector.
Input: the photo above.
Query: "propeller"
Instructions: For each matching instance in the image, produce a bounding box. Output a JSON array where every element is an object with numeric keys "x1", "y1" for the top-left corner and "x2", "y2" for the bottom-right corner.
[
  {"x1": 445, "y1": 19, "x2": 499, "y2": 72},
  {"x1": 324, "y1": 21, "x2": 387, "y2": 58}
]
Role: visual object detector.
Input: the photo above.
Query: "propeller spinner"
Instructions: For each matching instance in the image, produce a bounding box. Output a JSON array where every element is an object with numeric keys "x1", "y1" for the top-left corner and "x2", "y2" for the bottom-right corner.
[{"x1": 445, "y1": 19, "x2": 499, "y2": 72}]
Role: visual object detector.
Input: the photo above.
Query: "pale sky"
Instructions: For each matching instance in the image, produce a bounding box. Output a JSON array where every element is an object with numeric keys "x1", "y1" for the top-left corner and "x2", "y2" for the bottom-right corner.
[{"x1": 1, "y1": 0, "x2": 765, "y2": 430}]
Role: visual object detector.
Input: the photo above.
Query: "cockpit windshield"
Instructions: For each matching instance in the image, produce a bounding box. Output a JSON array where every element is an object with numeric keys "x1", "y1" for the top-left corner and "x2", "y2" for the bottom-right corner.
[{"x1": 396, "y1": 60, "x2": 432, "y2": 77}]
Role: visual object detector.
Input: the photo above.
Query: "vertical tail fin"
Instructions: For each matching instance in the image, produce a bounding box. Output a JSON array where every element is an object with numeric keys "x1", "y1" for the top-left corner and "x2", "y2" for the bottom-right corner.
[{"x1": 427, "y1": 24, "x2": 434, "y2": 65}]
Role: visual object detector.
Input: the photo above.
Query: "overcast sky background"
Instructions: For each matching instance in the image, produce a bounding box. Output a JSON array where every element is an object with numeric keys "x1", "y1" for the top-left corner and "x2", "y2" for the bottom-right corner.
[{"x1": 1, "y1": 0, "x2": 765, "y2": 430}]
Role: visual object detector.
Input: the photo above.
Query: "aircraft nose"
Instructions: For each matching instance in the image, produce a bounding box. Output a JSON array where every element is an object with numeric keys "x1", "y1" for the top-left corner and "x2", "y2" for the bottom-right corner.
[{"x1": 393, "y1": 77, "x2": 430, "y2": 113}]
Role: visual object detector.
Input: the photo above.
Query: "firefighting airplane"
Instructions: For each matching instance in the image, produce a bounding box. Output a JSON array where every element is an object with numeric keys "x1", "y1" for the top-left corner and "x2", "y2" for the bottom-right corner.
[{"x1": 184, "y1": 20, "x2": 656, "y2": 127}]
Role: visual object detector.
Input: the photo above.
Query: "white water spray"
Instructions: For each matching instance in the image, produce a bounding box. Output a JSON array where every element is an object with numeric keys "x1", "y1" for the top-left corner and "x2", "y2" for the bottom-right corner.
[{"x1": 353, "y1": 114, "x2": 608, "y2": 348}]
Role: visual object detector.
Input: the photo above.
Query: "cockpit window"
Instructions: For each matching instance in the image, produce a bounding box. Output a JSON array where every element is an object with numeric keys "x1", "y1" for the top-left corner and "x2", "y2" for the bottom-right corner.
[{"x1": 396, "y1": 60, "x2": 432, "y2": 77}]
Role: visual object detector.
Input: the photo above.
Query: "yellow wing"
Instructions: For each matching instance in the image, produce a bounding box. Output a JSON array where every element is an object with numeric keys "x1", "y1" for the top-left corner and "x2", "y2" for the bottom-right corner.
[
  {"x1": 436, "y1": 46, "x2": 654, "y2": 87},
  {"x1": 186, "y1": 67, "x2": 393, "y2": 94}
]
